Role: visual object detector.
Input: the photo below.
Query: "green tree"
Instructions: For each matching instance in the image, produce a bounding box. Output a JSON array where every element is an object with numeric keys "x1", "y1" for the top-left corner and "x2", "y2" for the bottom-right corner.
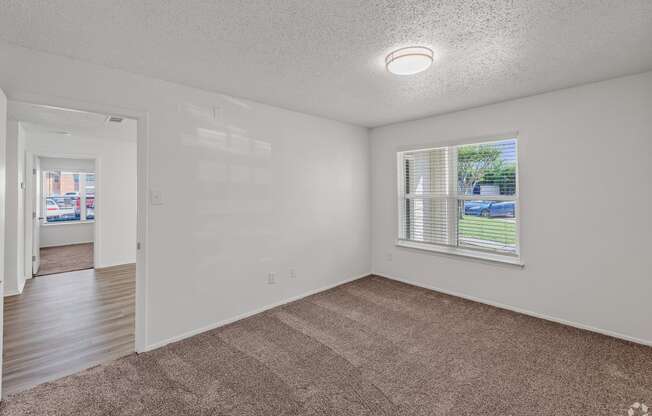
[
  {"x1": 482, "y1": 164, "x2": 516, "y2": 195},
  {"x1": 457, "y1": 145, "x2": 502, "y2": 195}
]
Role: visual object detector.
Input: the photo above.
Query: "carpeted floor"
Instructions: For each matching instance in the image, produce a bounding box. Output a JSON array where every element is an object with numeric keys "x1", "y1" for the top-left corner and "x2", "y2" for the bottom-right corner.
[
  {"x1": 1, "y1": 275, "x2": 650, "y2": 415},
  {"x1": 37, "y1": 243, "x2": 94, "y2": 276}
]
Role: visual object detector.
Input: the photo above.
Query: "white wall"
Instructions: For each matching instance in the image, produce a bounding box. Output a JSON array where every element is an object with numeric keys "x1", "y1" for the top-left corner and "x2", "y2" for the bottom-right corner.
[
  {"x1": 40, "y1": 156, "x2": 94, "y2": 172},
  {"x1": 371, "y1": 71, "x2": 652, "y2": 345},
  {"x1": 0, "y1": 42, "x2": 371, "y2": 349},
  {"x1": 25, "y1": 132, "x2": 136, "y2": 268},
  {"x1": 3, "y1": 120, "x2": 25, "y2": 295},
  {"x1": 40, "y1": 223, "x2": 94, "y2": 248}
]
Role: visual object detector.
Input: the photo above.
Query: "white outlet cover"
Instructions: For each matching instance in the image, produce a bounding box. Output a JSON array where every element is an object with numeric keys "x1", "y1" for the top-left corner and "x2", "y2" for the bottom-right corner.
[
  {"x1": 290, "y1": 269, "x2": 296, "y2": 278},
  {"x1": 268, "y1": 272, "x2": 276, "y2": 284}
]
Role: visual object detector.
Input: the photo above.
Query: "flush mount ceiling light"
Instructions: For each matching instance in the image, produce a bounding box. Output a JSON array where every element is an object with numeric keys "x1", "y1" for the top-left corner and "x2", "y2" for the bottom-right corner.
[{"x1": 385, "y1": 46, "x2": 433, "y2": 75}]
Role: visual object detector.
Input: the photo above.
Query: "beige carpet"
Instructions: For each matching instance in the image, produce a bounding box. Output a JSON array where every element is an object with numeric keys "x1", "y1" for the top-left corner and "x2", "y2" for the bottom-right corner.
[
  {"x1": 37, "y1": 243, "x2": 94, "y2": 276},
  {"x1": 1, "y1": 276, "x2": 650, "y2": 415}
]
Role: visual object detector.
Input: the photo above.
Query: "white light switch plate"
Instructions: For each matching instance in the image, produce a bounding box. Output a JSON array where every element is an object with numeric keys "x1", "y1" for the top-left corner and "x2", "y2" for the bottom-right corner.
[{"x1": 150, "y1": 189, "x2": 164, "y2": 205}]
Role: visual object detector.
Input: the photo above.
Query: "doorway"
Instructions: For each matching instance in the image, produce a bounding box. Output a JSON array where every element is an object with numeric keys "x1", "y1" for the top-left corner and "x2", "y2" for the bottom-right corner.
[
  {"x1": 2, "y1": 100, "x2": 141, "y2": 397},
  {"x1": 35, "y1": 159, "x2": 97, "y2": 276}
]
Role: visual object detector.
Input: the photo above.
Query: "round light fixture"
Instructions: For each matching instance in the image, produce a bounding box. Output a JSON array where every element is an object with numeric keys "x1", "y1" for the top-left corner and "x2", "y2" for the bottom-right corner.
[{"x1": 385, "y1": 46, "x2": 433, "y2": 75}]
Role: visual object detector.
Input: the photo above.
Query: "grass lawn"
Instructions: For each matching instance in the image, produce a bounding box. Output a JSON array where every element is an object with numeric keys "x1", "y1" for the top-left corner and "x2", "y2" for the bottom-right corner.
[{"x1": 459, "y1": 215, "x2": 516, "y2": 244}]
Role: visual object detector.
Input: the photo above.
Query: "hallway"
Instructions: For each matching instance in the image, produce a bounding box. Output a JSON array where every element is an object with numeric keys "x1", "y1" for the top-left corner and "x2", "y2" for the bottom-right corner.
[{"x1": 2, "y1": 264, "x2": 135, "y2": 397}]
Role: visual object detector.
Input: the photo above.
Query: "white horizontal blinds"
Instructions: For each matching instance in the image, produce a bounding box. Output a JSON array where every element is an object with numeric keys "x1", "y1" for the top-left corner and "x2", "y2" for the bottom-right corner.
[
  {"x1": 399, "y1": 147, "x2": 454, "y2": 246},
  {"x1": 405, "y1": 146, "x2": 449, "y2": 196},
  {"x1": 456, "y1": 139, "x2": 518, "y2": 255},
  {"x1": 399, "y1": 138, "x2": 519, "y2": 256},
  {"x1": 401, "y1": 198, "x2": 452, "y2": 245}
]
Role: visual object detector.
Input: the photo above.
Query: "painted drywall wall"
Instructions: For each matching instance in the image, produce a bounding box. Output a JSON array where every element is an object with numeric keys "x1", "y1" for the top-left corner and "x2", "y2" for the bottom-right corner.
[
  {"x1": 370, "y1": 71, "x2": 652, "y2": 345},
  {"x1": 40, "y1": 156, "x2": 94, "y2": 172},
  {"x1": 24, "y1": 132, "x2": 136, "y2": 268},
  {"x1": 3, "y1": 120, "x2": 26, "y2": 295},
  {"x1": 0, "y1": 42, "x2": 371, "y2": 349},
  {"x1": 40, "y1": 223, "x2": 94, "y2": 248}
]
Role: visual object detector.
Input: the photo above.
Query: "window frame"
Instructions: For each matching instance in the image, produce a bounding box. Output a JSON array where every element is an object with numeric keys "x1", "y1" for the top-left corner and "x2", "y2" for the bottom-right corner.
[{"x1": 395, "y1": 134, "x2": 523, "y2": 266}]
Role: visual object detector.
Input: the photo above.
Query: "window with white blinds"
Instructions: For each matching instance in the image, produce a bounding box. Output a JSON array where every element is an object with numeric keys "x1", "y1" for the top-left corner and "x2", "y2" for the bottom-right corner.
[{"x1": 398, "y1": 138, "x2": 519, "y2": 260}]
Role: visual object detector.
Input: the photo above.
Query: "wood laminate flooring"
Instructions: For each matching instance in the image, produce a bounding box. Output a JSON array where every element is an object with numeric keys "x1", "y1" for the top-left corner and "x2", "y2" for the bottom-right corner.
[
  {"x1": 2, "y1": 264, "x2": 135, "y2": 397},
  {"x1": 37, "y1": 243, "x2": 94, "y2": 276}
]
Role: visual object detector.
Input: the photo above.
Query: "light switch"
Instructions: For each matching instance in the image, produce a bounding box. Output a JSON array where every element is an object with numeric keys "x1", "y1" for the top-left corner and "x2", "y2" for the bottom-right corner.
[{"x1": 150, "y1": 189, "x2": 164, "y2": 205}]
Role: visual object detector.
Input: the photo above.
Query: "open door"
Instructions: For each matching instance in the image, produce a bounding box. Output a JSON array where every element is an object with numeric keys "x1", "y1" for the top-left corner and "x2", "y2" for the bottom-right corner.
[
  {"x1": 32, "y1": 157, "x2": 41, "y2": 275},
  {"x1": 25, "y1": 153, "x2": 41, "y2": 276},
  {"x1": 0, "y1": 87, "x2": 8, "y2": 398}
]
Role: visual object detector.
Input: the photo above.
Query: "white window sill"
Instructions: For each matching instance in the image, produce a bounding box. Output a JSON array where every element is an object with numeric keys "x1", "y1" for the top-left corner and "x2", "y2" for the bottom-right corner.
[
  {"x1": 42, "y1": 220, "x2": 96, "y2": 227},
  {"x1": 396, "y1": 240, "x2": 524, "y2": 267}
]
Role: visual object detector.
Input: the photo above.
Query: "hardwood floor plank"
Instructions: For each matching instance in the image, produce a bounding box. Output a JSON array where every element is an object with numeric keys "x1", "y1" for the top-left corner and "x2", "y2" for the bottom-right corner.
[
  {"x1": 2, "y1": 265, "x2": 135, "y2": 397},
  {"x1": 36, "y1": 243, "x2": 94, "y2": 276}
]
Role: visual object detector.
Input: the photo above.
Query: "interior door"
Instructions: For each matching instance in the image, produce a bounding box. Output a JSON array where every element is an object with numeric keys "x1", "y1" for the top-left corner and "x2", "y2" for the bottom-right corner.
[
  {"x1": 0, "y1": 87, "x2": 8, "y2": 398},
  {"x1": 32, "y1": 156, "x2": 41, "y2": 274}
]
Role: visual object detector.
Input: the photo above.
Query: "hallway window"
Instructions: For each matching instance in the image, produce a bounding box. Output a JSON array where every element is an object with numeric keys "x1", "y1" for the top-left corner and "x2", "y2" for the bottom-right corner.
[{"x1": 43, "y1": 170, "x2": 96, "y2": 223}]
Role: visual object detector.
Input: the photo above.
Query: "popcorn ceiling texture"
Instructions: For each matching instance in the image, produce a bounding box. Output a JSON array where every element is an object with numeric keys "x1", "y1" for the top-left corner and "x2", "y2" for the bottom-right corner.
[
  {"x1": 0, "y1": 0, "x2": 651, "y2": 126},
  {"x1": 1, "y1": 276, "x2": 650, "y2": 415}
]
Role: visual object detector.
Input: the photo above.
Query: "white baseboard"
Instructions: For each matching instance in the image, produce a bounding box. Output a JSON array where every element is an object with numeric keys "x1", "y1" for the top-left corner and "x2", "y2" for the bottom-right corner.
[
  {"x1": 95, "y1": 261, "x2": 136, "y2": 270},
  {"x1": 376, "y1": 273, "x2": 652, "y2": 347},
  {"x1": 143, "y1": 272, "x2": 371, "y2": 352},
  {"x1": 40, "y1": 241, "x2": 94, "y2": 248}
]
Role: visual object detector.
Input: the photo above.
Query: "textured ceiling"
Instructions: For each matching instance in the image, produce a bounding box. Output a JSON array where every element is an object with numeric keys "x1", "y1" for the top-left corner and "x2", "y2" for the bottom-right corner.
[{"x1": 1, "y1": 0, "x2": 651, "y2": 127}]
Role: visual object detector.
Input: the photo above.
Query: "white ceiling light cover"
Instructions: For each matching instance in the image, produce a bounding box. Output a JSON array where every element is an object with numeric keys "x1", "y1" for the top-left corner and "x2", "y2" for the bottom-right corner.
[{"x1": 385, "y1": 46, "x2": 434, "y2": 75}]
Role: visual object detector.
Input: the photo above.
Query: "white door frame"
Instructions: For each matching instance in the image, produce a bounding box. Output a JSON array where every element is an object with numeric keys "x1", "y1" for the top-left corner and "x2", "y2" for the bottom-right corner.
[
  {"x1": 1, "y1": 87, "x2": 8, "y2": 399},
  {"x1": 8, "y1": 92, "x2": 150, "y2": 354},
  {"x1": 24, "y1": 151, "x2": 35, "y2": 277},
  {"x1": 33, "y1": 155, "x2": 41, "y2": 274}
]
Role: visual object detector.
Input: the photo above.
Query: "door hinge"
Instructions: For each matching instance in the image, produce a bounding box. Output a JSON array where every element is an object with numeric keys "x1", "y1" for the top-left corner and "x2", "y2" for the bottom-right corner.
[
  {"x1": 32, "y1": 255, "x2": 36, "y2": 262},
  {"x1": 33, "y1": 212, "x2": 36, "y2": 219},
  {"x1": 33, "y1": 168, "x2": 37, "y2": 175},
  {"x1": 137, "y1": 242, "x2": 141, "y2": 250}
]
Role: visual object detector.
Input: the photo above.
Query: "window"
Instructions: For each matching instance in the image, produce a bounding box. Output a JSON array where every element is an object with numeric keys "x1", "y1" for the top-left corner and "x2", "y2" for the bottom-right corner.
[
  {"x1": 43, "y1": 170, "x2": 96, "y2": 223},
  {"x1": 397, "y1": 138, "x2": 519, "y2": 263}
]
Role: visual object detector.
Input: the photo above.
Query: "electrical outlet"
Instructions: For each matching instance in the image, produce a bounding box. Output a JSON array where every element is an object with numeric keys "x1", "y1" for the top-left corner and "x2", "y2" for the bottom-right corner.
[
  {"x1": 386, "y1": 253, "x2": 393, "y2": 262},
  {"x1": 267, "y1": 272, "x2": 276, "y2": 284},
  {"x1": 290, "y1": 268, "x2": 296, "y2": 279}
]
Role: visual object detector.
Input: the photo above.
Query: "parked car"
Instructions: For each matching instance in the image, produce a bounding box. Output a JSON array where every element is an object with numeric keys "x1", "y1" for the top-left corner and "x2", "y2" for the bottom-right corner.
[
  {"x1": 45, "y1": 198, "x2": 63, "y2": 221},
  {"x1": 74, "y1": 195, "x2": 95, "y2": 210},
  {"x1": 74, "y1": 194, "x2": 95, "y2": 219},
  {"x1": 48, "y1": 196, "x2": 77, "y2": 221},
  {"x1": 464, "y1": 201, "x2": 515, "y2": 218}
]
